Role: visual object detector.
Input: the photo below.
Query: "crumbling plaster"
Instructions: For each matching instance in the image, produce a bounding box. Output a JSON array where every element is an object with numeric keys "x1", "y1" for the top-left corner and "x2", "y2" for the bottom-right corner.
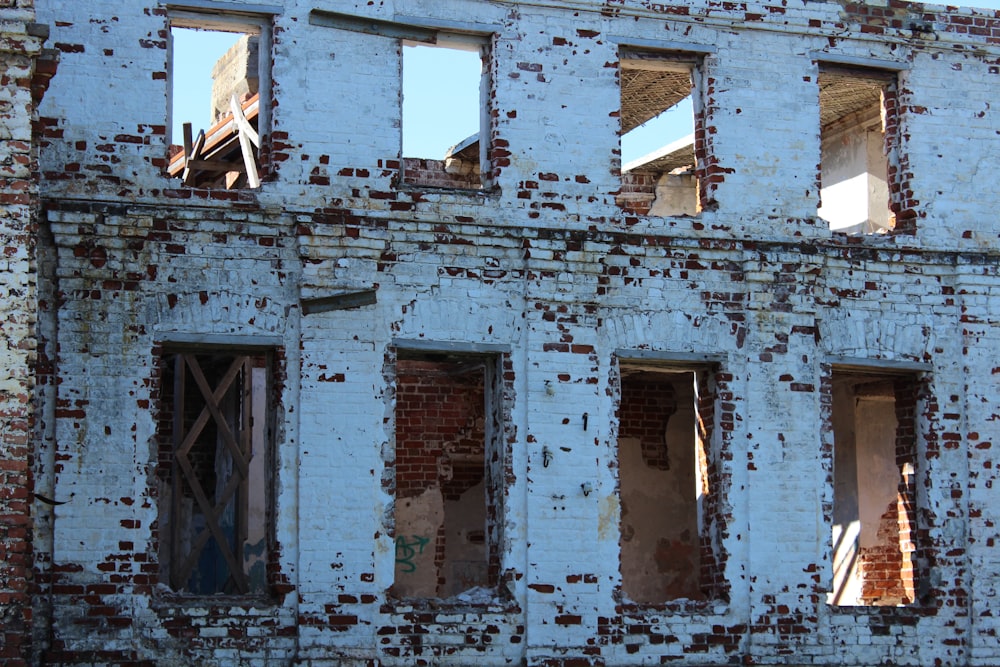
[{"x1": 0, "y1": 0, "x2": 995, "y2": 665}]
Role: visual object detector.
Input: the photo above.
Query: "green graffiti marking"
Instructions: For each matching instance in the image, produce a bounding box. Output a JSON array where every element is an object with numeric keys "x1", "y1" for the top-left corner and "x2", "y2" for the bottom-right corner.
[{"x1": 395, "y1": 535, "x2": 430, "y2": 573}]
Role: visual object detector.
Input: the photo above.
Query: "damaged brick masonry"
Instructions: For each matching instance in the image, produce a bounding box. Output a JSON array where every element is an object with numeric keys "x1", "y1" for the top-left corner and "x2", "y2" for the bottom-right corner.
[{"x1": 2, "y1": 0, "x2": 1000, "y2": 665}]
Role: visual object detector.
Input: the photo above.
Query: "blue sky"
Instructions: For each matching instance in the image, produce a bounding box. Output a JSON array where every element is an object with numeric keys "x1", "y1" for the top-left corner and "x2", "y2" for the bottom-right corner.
[
  {"x1": 170, "y1": 28, "x2": 242, "y2": 140},
  {"x1": 172, "y1": 0, "x2": 1000, "y2": 164}
]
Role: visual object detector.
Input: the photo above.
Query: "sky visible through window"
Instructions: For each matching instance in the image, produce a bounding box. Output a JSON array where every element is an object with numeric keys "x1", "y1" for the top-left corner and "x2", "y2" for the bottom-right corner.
[
  {"x1": 402, "y1": 43, "x2": 481, "y2": 158},
  {"x1": 170, "y1": 28, "x2": 241, "y2": 143},
  {"x1": 172, "y1": 0, "x2": 1000, "y2": 163}
]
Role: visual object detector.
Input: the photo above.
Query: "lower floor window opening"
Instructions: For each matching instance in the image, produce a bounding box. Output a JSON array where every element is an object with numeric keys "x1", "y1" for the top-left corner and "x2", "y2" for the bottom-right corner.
[
  {"x1": 616, "y1": 361, "x2": 727, "y2": 605},
  {"x1": 390, "y1": 348, "x2": 506, "y2": 602},
  {"x1": 156, "y1": 348, "x2": 273, "y2": 596},
  {"x1": 829, "y1": 368, "x2": 920, "y2": 606}
]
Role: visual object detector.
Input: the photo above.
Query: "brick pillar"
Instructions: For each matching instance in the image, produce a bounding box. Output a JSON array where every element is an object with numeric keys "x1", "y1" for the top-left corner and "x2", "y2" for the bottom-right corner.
[{"x1": 0, "y1": 3, "x2": 46, "y2": 664}]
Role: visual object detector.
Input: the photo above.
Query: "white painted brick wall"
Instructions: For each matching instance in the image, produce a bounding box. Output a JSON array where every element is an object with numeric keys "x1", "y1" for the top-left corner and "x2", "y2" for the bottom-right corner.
[{"x1": 12, "y1": 0, "x2": 1000, "y2": 664}]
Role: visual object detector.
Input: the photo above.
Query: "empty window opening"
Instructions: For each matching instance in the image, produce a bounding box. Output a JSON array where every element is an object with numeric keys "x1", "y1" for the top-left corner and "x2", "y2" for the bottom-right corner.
[
  {"x1": 618, "y1": 50, "x2": 699, "y2": 216},
  {"x1": 818, "y1": 66, "x2": 898, "y2": 234},
  {"x1": 156, "y1": 349, "x2": 272, "y2": 595},
  {"x1": 829, "y1": 369, "x2": 919, "y2": 606},
  {"x1": 391, "y1": 350, "x2": 504, "y2": 600},
  {"x1": 401, "y1": 38, "x2": 490, "y2": 189},
  {"x1": 616, "y1": 363, "x2": 726, "y2": 604},
  {"x1": 167, "y1": 13, "x2": 270, "y2": 189}
]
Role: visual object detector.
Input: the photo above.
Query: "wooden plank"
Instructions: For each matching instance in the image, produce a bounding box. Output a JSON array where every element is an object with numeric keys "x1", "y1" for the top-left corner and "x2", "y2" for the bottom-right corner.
[
  {"x1": 182, "y1": 122, "x2": 193, "y2": 167},
  {"x1": 171, "y1": 353, "x2": 251, "y2": 594},
  {"x1": 175, "y1": 354, "x2": 243, "y2": 459},
  {"x1": 181, "y1": 130, "x2": 205, "y2": 186},
  {"x1": 230, "y1": 94, "x2": 259, "y2": 147},
  {"x1": 230, "y1": 95, "x2": 260, "y2": 188},
  {"x1": 173, "y1": 437, "x2": 245, "y2": 590},
  {"x1": 185, "y1": 356, "x2": 250, "y2": 479},
  {"x1": 301, "y1": 289, "x2": 377, "y2": 314},
  {"x1": 238, "y1": 357, "x2": 251, "y2": 562},
  {"x1": 170, "y1": 354, "x2": 185, "y2": 590},
  {"x1": 175, "y1": 461, "x2": 250, "y2": 594}
]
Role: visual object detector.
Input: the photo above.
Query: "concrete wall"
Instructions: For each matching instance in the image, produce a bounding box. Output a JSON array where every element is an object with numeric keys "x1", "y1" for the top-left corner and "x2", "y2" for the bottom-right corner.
[
  {"x1": 819, "y1": 121, "x2": 891, "y2": 234},
  {"x1": 210, "y1": 34, "x2": 259, "y2": 124},
  {"x1": 4, "y1": 0, "x2": 1000, "y2": 664},
  {"x1": 649, "y1": 173, "x2": 698, "y2": 217}
]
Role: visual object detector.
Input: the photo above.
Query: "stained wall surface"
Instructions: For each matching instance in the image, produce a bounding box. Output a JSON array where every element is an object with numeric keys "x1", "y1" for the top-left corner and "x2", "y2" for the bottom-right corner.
[{"x1": 1, "y1": 0, "x2": 999, "y2": 665}]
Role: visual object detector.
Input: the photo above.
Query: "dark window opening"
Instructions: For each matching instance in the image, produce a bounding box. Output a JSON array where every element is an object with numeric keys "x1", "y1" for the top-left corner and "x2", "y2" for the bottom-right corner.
[
  {"x1": 618, "y1": 50, "x2": 701, "y2": 217},
  {"x1": 829, "y1": 368, "x2": 919, "y2": 606},
  {"x1": 390, "y1": 349, "x2": 505, "y2": 601},
  {"x1": 401, "y1": 37, "x2": 491, "y2": 190},
  {"x1": 156, "y1": 349, "x2": 272, "y2": 596},
  {"x1": 616, "y1": 363, "x2": 726, "y2": 604},
  {"x1": 818, "y1": 66, "x2": 899, "y2": 234},
  {"x1": 167, "y1": 12, "x2": 271, "y2": 189}
]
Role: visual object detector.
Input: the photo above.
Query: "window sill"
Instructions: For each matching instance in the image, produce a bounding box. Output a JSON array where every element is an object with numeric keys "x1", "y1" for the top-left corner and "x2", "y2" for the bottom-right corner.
[
  {"x1": 396, "y1": 181, "x2": 500, "y2": 199},
  {"x1": 382, "y1": 591, "x2": 519, "y2": 615},
  {"x1": 826, "y1": 602, "x2": 936, "y2": 617},
  {"x1": 151, "y1": 588, "x2": 278, "y2": 610},
  {"x1": 617, "y1": 598, "x2": 730, "y2": 616}
]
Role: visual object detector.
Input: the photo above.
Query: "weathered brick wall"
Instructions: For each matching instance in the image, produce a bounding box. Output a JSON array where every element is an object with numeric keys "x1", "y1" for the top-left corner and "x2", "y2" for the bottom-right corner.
[
  {"x1": 33, "y1": 203, "x2": 299, "y2": 664},
  {"x1": 16, "y1": 0, "x2": 1000, "y2": 664},
  {"x1": 0, "y1": 2, "x2": 45, "y2": 664}
]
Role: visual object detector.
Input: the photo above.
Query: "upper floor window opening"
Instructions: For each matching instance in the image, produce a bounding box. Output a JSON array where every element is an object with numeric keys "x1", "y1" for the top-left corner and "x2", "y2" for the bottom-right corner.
[
  {"x1": 166, "y1": 9, "x2": 273, "y2": 189},
  {"x1": 618, "y1": 49, "x2": 702, "y2": 217},
  {"x1": 818, "y1": 65, "x2": 901, "y2": 235},
  {"x1": 401, "y1": 34, "x2": 492, "y2": 190}
]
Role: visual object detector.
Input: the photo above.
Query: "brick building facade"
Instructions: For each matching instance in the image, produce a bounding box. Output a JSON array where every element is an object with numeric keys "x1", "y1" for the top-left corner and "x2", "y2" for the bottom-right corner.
[{"x1": 2, "y1": 0, "x2": 1000, "y2": 664}]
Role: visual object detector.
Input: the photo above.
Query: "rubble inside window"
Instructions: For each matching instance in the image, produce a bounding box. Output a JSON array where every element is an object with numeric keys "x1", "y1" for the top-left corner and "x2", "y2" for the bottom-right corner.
[
  {"x1": 818, "y1": 66, "x2": 897, "y2": 234},
  {"x1": 166, "y1": 14, "x2": 270, "y2": 189},
  {"x1": 618, "y1": 50, "x2": 699, "y2": 217},
  {"x1": 390, "y1": 350, "x2": 504, "y2": 601},
  {"x1": 156, "y1": 350, "x2": 272, "y2": 596},
  {"x1": 829, "y1": 368, "x2": 919, "y2": 606}
]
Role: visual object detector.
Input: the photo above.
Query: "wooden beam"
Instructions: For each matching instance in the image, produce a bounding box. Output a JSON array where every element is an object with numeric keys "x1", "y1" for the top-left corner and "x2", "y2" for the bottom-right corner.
[
  {"x1": 182, "y1": 122, "x2": 193, "y2": 167},
  {"x1": 185, "y1": 355, "x2": 250, "y2": 479},
  {"x1": 230, "y1": 95, "x2": 260, "y2": 188},
  {"x1": 170, "y1": 354, "x2": 185, "y2": 590},
  {"x1": 181, "y1": 130, "x2": 205, "y2": 187},
  {"x1": 183, "y1": 159, "x2": 244, "y2": 173},
  {"x1": 301, "y1": 289, "x2": 378, "y2": 314}
]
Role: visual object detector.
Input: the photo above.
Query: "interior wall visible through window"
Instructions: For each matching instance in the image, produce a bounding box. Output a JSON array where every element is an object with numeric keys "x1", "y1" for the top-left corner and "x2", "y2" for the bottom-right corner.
[
  {"x1": 828, "y1": 368, "x2": 919, "y2": 606},
  {"x1": 618, "y1": 49, "x2": 700, "y2": 217},
  {"x1": 390, "y1": 349, "x2": 504, "y2": 601},
  {"x1": 616, "y1": 361, "x2": 727, "y2": 605},
  {"x1": 818, "y1": 65, "x2": 898, "y2": 235}
]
